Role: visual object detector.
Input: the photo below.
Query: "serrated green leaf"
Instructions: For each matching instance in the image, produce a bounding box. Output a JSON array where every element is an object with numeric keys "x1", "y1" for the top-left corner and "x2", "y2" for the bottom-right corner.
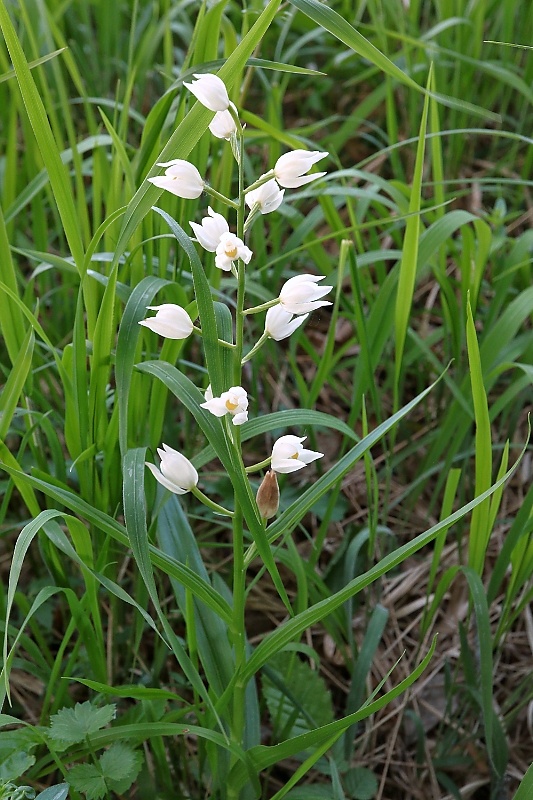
[
  {"x1": 99, "y1": 742, "x2": 142, "y2": 784},
  {"x1": 49, "y1": 702, "x2": 116, "y2": 744},
  {"x1": 67, "y1": 764, "x2": 106, "y2": 800},
  {"x1": 344, "y1": 767, "x2": 378, "y2": 800},
  {"x1": 230, "y1": 638, "x2": 438, "y2": 792},
  {"x1": 263, "y1": 652, "x2": 334, "y2": 741}
]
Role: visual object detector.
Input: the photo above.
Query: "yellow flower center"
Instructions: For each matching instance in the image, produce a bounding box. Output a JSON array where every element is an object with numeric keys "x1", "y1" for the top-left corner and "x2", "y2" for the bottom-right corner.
[
  {"x1": 225, "y1": 399, "x2": 238, "y2": 411},
  {"x1": 225, "y1": 245, "x2": 238, "y2": 259},
  {"x1": 290, "y1": 451, "x2": 299, "y2": 459}
]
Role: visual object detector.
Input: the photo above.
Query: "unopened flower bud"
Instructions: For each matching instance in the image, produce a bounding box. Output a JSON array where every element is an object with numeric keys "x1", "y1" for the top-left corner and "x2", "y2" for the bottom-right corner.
[{"x1": 256, "y1": 470, "x2": 280, "y2": 520}]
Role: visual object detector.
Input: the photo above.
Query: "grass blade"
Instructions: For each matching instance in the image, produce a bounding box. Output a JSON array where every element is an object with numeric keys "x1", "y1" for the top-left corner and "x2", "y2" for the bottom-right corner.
[{"x1": 0, "y1": 1, "x2": 84, "y2": 270}]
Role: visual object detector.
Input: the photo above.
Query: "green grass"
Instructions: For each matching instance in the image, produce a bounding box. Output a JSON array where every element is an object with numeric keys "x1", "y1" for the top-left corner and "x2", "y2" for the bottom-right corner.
[{"x1": 0, "y1": 0, "x2": 532, "y2": 798}]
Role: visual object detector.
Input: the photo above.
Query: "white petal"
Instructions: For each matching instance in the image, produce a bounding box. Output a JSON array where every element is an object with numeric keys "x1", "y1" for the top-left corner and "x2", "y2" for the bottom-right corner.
[
  {"x1": 200, "y1": 398, "x2": 229, "y2": 417},
  {"x1": 280, "y1": 298, "x2": 332, "y2": 315},
  {"x1": 283, "y1": 274, "x2": 323, "y2": 288},
  {"x1": 298, "y1": 448, "x2": 323, "y2": 464},
  {"x1": 232, "y1": 411, "x2": 248, "y2": 426},
  {"x1": 276, "y1": 434, "x2": 306, "y2": 448},
  {"x1": 271, "y1": 435, "x2": 305, "y2": 459},
  {"x1": 238, "y1": 244, "x2": 253, "y2": 264},
  {"x1": 184, "y1": 73, "x2": 230, "y2": 112},
  {"x1": 189, "y1": 209, "x2": 229, "y2": 251},
  {"x1": 276, "y1": 172, "x2": 327, "y2": 189},
  {"x1": 265, "y1": 307, "x2": 308, "y2": 341},
  {"x1": 159, "y1": 445, "x2": 198, "y2": 489},
  {"x1": 274, "y1": 150, "x2": 328, "y2": 187},
  {"x1": 145, "y1": 461, "x2": 188, "y2": 495},
  {"x1": 245, "y1": 179, "x2": 285, "y2": 214},
  {"x1": 138, "y1": 304, "x2": 193, "y2": 339},
  {"x1": 209, "y1": 106, "x2": 237, "y2": 139},
  {"x1": 270, "y1": 434, "x2": 322, "y2": 474},
  {"x1": 148, "y1": 174, "x2": 204, "y2": 200},
  {"x1": 215, "y1": 253, "x2": 233, "y2": 271},
  {"x1": 271, "y1": 458, "x2": 308, "y2": 474},
  {"x1": 279, "y1": 274, "x2": 332, "y2": 315}
]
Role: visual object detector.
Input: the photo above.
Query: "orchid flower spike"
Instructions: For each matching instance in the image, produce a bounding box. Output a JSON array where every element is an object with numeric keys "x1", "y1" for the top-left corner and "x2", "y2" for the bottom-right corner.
[
  {"x1": 148, "y1": 159, "x2": 204, "y2": 199},
  {"x1": 139, "y1": 304, "x2": 194, "y2": 339},
  {"x1": 146, "y1": 444, "x2": 198, "y2": 494},
  {"x1": 245, "y1": 178, "x2": 285, "y2": 214},
  {"x1": 274, "y1": 150, "x2": 328, "y2": 188},
  {"x1": 184, "y1": 73, "x2": 230, "y2": 112},
  {"x1": 265, "y1": 305, "x2": 308, "y2": 341},
  {"x1": 201, "y1": 386, "x2": 248, "y2": 426},
  {"x1": 190, "y1": 207, "x2": 229, "y2": 251},
  {"x1": 209, "y1": 102, "x2": 238, "y2": 139},
  {"x1": 279, "y1": 274, "x2": 333, "y2": 315},
  {"x1": 215, "y1": 233, "x2": 252, "y2": 271},
  {"x1": 271, "y1": 435, "x2": 323, "y2": 474}
]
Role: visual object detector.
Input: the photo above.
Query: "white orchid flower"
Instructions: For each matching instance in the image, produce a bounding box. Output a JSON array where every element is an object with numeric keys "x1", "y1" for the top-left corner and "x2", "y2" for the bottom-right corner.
[
  {"x1": 279, "y1": 274, "x2": 333, "y2": 315},
  {"x1": 271, "y1": 435, "x2": 323, "y2": 474},
  {"x1": 209, "y1": 102, "x2": 238, "y2": 139},
  {"x1": 200, "y1": 386, "x2": 248, "y2": 426},
  {"x1": 183, "y1": 73, "x2": 230, "y2": 112},
  {"x1": 146, "y1": 444, "x2": 198, "y2": 494},
  {"x1": 190, "y1": 207, "x2": 229, "y2": 251},
  {"x1": 245, "y1": 178, "x2": 285, "y2": 214},
  {"x1": 265, "y1": 305, "x2": 308, "y2": 341},
  {"x1": 274, "y1": 149, "x2": 328, "y2": 188},
  {"x1": 215, "y1": 232, "x2": 252, "y2": 271},
  {"x1": 148, "y1": 159, "x2": 204, "y2": 199},
  {"x1": 138, "y1": 304, "x2": 193, "y2": 339}
]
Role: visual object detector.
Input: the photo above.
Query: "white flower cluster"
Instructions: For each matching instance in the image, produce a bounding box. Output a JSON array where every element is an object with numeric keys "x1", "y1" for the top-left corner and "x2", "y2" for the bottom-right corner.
[{"x1": 141, "y1": 73, "x2": 331, "y2": 519}]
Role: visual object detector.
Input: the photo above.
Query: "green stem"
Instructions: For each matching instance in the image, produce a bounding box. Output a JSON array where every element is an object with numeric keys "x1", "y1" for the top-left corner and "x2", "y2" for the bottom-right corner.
[
  {"x1": 245, "y1": 456, "x2": 272, "y2": 474},
  {"x1": 243, "y1": 202, "x2": 261, "y2": 233},
  {"x1": 228, "y1": 502, "x2": 247, "y2": 796},
  {"x1": 234, "y1": 117, "x2": 247, "y2": 384},
  {"x1": 191, "y1": 486, "x2": 234, "y2": 517},
  {"x1": 228, "y1": 116, "x2": 248, "y2": 773},
  {"x1": 204, "y1": 184, "x2": 239, "y2": 209},
  {"x1": 193, "y1": 325, "x2": 235, "y2": 348},
  {"x1": 241, "y1": 331, "x2": 268, "y2": 364},
  {"x1": 245, "y1": 169, "x2": 275, "y2": 194},
  {"x1": 242, "y1": 298, "x2": 279, "y2": 315}
]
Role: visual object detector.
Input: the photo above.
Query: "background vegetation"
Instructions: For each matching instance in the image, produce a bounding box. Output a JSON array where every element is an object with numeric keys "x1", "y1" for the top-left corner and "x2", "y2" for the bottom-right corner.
[{"x1": 0, "y1": 0, "x2": 532, "y2": 798}]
